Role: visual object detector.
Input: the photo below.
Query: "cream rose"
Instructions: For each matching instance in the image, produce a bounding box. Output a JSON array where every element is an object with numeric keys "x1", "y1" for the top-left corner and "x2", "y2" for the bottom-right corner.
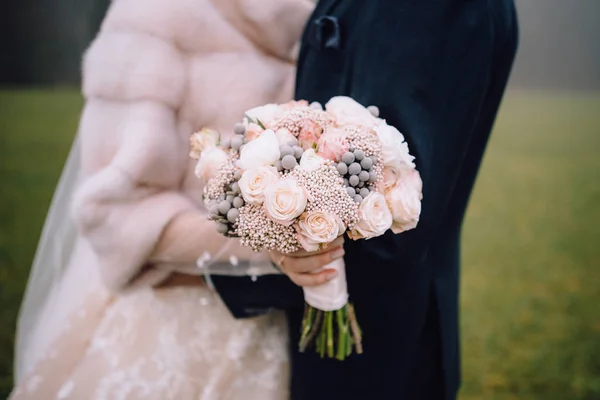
[
  {"x1": 349, "y1": 192, "x2": 393, "y2": 239},
  {"x1": 386, "y1": 170, "x2": 422, "y2": 233},
  {"x1": 189, "y1": 128, "x2": 219, "y2": 159},
  {"x1": 194, "y1": 146, "x2": 228, "y2": 182},
  {"x1": 263, "y1": 178, "x2": 308, "y2": 226},
  {"x1": 296, "y1": 211, "x2": 346, "y2": 252},
  {"x1": 245, "y1": 104, "x2": 285, "y2": 127},
  {"x1": 238, "y1": 166, "x2": 280, "y2": 205},
  {"x1": 237, "y1": 129, "x2": 280, "y2": 170},
  {"x1": 298, "y1": 148, "x2": 325, "y2": 171},
  {"x1": 325, "y1": 96, "x2": 378, "y2": 128},
  {"x1": 375, "y1": 122, "x2": 415, "y2": 171}
]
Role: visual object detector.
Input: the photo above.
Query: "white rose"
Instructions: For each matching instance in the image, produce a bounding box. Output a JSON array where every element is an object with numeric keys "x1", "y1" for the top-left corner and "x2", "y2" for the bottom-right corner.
[
  {"x1": 237, "y1": 129, "x2": 280, "y2": 170},
  {"x1": 189, "y1": 128, "x2": 219, "y2": 159},
  {"x1": 263, "y1": 178, "x2": 308, "y2": 226},
  {"x1": 275, "y1": 128, "x2": 297, "y2": 147},
  {"x1": 349, "y1": 192, "x2": 393, "y2": 239},
  {"x1": 375, "y1": 122, "x2": 416, "y2": 171},
  {"x1": 194, "y1": 147, "x2": 228, "y2": 182},
  {"x1": 325, "y1": 96, "x2": 378, "y2": 128},
  {"x1": 245, "y1": 104, "x2": 285, "y2": 127},
  {"x1": 386, "y1": 170, "x2": 422, "y2": 233},
  {"x1": 298, "y1": 148, "x2": 325, "y2": 171},
  {"x1": 296, "y1": 211, "x2": 346, "y2": 252},
  {"x1": 238, "y1": 166, "x2": 280, "y2": 205}
]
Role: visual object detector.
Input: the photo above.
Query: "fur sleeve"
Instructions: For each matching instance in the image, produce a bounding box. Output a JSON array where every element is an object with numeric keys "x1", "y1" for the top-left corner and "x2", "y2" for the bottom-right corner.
[
  {"x1": 213, "y1": 0, "x2": 314, "y2": 62},
  {"x1": 73, "y1": 12, "x2": 194, "y2": 292}
]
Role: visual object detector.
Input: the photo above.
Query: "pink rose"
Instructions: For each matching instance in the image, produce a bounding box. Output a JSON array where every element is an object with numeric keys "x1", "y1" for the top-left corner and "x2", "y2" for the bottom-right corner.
[
  {"x1": 317, "y1": 128, "x2": 349, "y2": 162},
  {"x1": 245, "y1": 122, "x2": 264, "y2": 142},
  {"x1": 298, "y1": 119, "x2": 323, "y2": 149}
]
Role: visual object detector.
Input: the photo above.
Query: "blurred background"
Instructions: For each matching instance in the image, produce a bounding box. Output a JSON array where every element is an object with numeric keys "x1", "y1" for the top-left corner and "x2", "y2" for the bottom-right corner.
[{"x1": 0, "y1": 0, "x2": 599, "y2": 399}]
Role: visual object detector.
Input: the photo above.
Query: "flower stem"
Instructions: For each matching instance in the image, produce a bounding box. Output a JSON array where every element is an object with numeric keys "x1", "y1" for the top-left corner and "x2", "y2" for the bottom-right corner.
[
  {"x1": 299, "y1": 305, "x2": 315, "y2": 348},
  {"x1": 316, "y1": 327, "x2": 322, "y2": 354},
  {"x1": 318, "y1": 322, "x2": 326, "y2": 358},
  {"x1": 299, "y1": 309, "x2": 323, "y2": 352},
  {"x1": 326, "y1": 312, "x2": 334, "y2": 358},
  {"x1": 335, "y1": 309, "x2": 347, "y2": 360},
  {"x1": 347, "y1": 303, "x2": 363, "y2": 354}
]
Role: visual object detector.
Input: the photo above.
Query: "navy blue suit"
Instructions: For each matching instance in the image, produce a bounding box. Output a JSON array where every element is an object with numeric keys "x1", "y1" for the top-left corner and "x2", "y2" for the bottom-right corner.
[{"x1": 213, "y1": 1, "x2": 518, "y2": 398}]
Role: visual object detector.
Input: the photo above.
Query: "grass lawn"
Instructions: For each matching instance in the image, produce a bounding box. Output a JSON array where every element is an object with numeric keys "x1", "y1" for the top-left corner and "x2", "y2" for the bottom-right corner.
[{"x1": 0, "y1": 89, "x2": 599, "y2": 399}]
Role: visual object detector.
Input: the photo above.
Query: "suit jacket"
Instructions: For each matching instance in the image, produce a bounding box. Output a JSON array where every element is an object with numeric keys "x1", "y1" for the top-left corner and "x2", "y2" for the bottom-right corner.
[{"x1": 214, "y1": 0, "x2": 518, "y2": 398}]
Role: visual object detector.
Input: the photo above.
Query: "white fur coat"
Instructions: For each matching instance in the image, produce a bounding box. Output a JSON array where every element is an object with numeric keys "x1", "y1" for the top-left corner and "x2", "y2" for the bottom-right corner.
[{"x1": 72, "y1": 0, "x2": 314, "y2": 291}]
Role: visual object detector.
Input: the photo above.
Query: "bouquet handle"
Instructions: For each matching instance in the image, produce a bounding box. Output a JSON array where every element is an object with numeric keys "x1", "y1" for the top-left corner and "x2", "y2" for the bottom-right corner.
[
  {"x1": 299, "y1": 258, "x2": 362, "y2": 360},
  {"x1": 302, "y1": 258, "x2": 348, "y2": 311}
]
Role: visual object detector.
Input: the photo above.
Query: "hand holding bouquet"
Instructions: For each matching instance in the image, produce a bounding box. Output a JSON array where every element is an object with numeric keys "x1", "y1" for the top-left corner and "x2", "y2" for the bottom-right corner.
[{"x1": 190, "y1": 97, "x2": 422, "y2": 360}]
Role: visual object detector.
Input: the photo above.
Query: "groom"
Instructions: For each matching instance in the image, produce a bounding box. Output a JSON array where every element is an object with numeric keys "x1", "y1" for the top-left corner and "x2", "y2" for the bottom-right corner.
[{"x1": 213, "y1": 0, "x2": 518, "y2": 398}]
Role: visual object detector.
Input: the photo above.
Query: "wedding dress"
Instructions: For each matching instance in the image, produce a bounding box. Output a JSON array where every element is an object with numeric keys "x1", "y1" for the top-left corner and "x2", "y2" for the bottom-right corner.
[{"x1": 12, "y1": 284, "x2": 289, "y2": 400}]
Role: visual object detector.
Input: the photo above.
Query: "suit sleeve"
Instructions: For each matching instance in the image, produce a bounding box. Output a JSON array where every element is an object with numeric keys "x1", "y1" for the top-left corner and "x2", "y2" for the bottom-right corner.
[{"x1": 211, "y1": 274, "x2": 305, "y2": 319}]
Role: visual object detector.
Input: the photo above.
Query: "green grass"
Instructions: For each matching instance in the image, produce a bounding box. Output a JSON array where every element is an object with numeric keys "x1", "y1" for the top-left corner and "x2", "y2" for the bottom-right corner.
[
  {"x1": 460, "y1": 90, "x2": 600, "y2": 399},
  {"x1": 0, "y1": 89, "x2": 82, "y2": 398},
  {"x1": 0, "y1": 89, "x2": 599, "y2": 399}
]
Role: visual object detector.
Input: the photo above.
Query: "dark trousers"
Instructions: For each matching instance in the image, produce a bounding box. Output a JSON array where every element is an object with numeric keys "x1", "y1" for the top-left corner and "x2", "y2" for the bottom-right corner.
[{"x1": 405, "y1": 291, "x2": 445, "y2": 400}]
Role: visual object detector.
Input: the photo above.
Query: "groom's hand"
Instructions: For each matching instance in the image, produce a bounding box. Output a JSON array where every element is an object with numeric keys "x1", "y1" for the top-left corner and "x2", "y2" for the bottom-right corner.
[{"x1": 268, "y1": 236, "x2": 345, "y2": 287}]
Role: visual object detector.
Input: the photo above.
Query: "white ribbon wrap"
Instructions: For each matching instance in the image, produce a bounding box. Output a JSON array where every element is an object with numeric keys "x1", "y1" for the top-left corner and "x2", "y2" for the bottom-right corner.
[{"x1": 302, "y1": 258, "x2": 348, "y2": 311}]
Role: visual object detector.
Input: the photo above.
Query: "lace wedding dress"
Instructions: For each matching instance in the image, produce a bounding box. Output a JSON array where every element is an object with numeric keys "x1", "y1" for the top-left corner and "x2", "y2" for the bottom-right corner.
[{"x1": 11, "y1": 285, "x2": 289, "y2": 400}]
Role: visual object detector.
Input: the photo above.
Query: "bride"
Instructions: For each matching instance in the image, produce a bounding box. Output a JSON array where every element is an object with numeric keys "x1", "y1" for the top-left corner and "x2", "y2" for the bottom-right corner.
[{"x1": 10, "y1": 0, "x2": 313, "y2": 398}]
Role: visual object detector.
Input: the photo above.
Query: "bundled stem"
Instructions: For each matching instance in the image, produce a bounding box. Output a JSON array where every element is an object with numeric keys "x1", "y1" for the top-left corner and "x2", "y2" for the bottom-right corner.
[
  {"x1": 347, "y1": 303, "x2": 363, "y2": 354},
  {"x1": 299, "y1": 310, "x2": 323, "y2": 352},
  {"x1": 326, "y1": 312, "x2": 334, "y2": 358},
  {"x1": 298, "y1": 302, "x2": 362, "y2": 360},
  {"x1": 335, "y1": 309, "x2": 348, "y2": 360}
]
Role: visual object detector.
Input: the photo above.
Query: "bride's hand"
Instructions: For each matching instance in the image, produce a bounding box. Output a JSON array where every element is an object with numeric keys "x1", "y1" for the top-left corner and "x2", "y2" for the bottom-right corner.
[{"x1": 269, "y1": 236, "x2": 345, "y2": 287}]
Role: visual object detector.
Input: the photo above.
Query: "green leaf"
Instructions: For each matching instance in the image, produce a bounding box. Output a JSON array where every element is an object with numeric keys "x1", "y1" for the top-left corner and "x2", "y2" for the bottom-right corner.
[{"x1": 256, "y1": 118, "x2": 267, "y2": 130}]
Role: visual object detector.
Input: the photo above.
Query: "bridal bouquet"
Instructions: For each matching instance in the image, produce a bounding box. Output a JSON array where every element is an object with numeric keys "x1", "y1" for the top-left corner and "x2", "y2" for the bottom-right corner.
[{"x1": 190, "y1": 97, "x2": 422, "y2": 360}]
